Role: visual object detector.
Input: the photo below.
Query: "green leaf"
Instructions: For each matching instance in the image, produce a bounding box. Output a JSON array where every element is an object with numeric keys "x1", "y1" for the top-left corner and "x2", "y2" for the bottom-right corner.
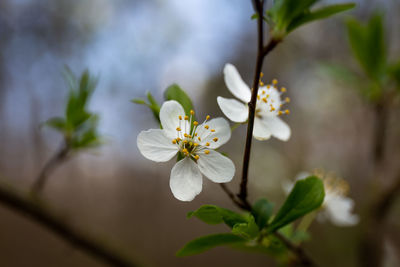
[
  {"x1": 176, "y1": 233, "x2": 245, "y2": 257},
  {"x1": 164, "y1": 84, "x2": 194, "y2": 116},
  {"x1": 231, "y1": 215, "x2": 259, "y2": 240},
  {"x1": 267, "y1": 176, "x2": 325, "y2": 232},
  {"x1": 252, "y1": 198, "x2": 274, "y2": 229},
  {"x1": 188, "y1": 205, "x2": 247, "y2": 228},
  {"x1": 287, "y1": 3, "x2": 355, "y2": 32},
  {"x1": 43, "y1": 117, "x2": 67, "y2": 132},
  {"x1": 146, "y1": 92, "x2": 161, "y2": 124},
  {"x1": 251, "y1": 13, "x2": 259, "y2": 20},
  {"x1": 388, "y1": 61, "x2": 400, "y2": 88},
  {"x1": 347, "y1": 14, "x2": 386, "y2": 82},
  {"x1": 131, "y1": 98, "x2": 147, "y2": 105}
]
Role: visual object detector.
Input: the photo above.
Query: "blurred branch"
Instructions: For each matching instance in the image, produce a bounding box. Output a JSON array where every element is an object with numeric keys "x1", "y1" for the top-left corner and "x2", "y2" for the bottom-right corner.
[
  {"x1": 0, "y1": 179, "x2": 139, "y2": 267},
  {"x1": 32, "y1": 141, "x2": 70, "y2": 193},
  {"x1": 220, "y1": 184, "x2": 317, "y2": 267},
  {"x1": 372, "y1": 101, "x2": 387, "y2": 165}
]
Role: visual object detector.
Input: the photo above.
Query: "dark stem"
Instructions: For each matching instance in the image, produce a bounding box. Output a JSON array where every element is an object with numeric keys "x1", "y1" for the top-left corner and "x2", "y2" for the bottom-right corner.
[
  {"x1": 220, "y1": 183, "x2": 248, "y2": 209},
  {"x1": 372, "y1": 102, "x2": 387, "y2": 164},
  {"x1": 238, "y1": 0, "x2": 280, "y2": 210},
  {"x1": 32, "y1": 142, "x2": 70, "y2": 193},
  {"x1": 0, "y1": 180, "x2": 139, "y2": 267}
]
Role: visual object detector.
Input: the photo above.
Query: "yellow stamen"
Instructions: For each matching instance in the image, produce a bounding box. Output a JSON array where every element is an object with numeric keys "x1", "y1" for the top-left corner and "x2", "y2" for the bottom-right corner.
[
  {"x1": 285, "y1": 109, "x2": 290, "y2": 115},
  {"x1": 176, "y1": 127, "x2": 181, "y2": 131},
  {"x1": 285, "y1": 97, "x2": 290, "y2": 103},
  {"x1": 205, "y1": 142, "x2": 210, "y2": 146},
  {"x1": 257, "y1": 95, "x2": 260, "y2": 100},
  {"x1": 179, "y1": 115, "x2": 182, "y2": 120},
  {"x1": 193, "y1": 121, "x2": 198, "y2": 126},
  {"x1": 266, "y1": 85, "x2": 271, "y2": 89},
  {"x1": 184, "y1": 115, "x2": 189, "y2": 120},
  {"x1": 184, "y1": 133, "x2": 188, "y2": 137},
  {"x1": 206, "y1": 115, "x2": 210, "y2": 120},
  {"x1": 205, "y1": 125, "x2": 209, "y2": 129},
  {"x1": 260, "y1": 72, "x2": 264, "y2": 78},
  {"x1": 272, "y1": 79, "x2": 278, "y2": 85},
  {"x1": 211, "y1": 129, "x2": 215, "y2": 132},
  {"x1": 194, "y1": 133, "x2": 198, "y2": 136},
  {"x1": 259, "y1": 81, "x2": 264, "y2": 86},
  {"x1": 213, "y1": 137, "x2": 218, "y2": 142},
  {"x1": 278, "y1": 111, "x2": 283, "y2": 116},
  {"x1": 190, "y1": 110, "x2": 195, "y2": 115},
  {"x1": 194, "y1": 143, "x2": 199, "y2": 147},
  {"x1": 262, "y1": 90, "x2": 266, "y2": 95},
  {"x1": 194, "y1": 155, "x2": 200, "y2": 160},
  {"x1": 172, "y1": 139, "x2": 177, "y2": 144},
  {"x1": 205, "y1": 150, "x2": 210, "y2": 154},
  {"x1": 198, "y1": 137, "x2": 201, "y2": 141},
  {"x1": 281, "y1": 87, "x2": 287, "y2": 93},
  {"x1": 177, "y1": 138, "x2": 181, "y2": 142},
  {"x1": 262, "y1": 98, "x2": 267, "y2": 103}
]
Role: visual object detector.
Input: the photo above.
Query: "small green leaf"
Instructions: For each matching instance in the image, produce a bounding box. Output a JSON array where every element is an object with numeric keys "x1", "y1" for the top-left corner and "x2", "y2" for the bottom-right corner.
[
  {"x1": 176, "y1": 233, "x2": 245, "y2": 257},
  {"x1": 251, "y1": 13, "x2": 259, "y2": 20},
  {"x1": 43, "y1": 117, "x2": 67, "y2": 132},
  {"x1": 188, "y1": 205, "x2": 247, "y2": 228},
  {"x1": 131, "y1": 98, "x2": 147, "y2": 105},
  {"x1": 268, "y1": 176, "x2": 325, "y2": 232},
  {"x1": 164, "y1": 84, "x2": 194, "y2": 116},
  {"x1": 231, "y1": 216, "x2": 259, "y2": 239},
  {"x1": 252, "y1": 198, "x2": 274, "y2": 229},
  {"x1": 287, "y1": 3, "x2": 355, "y2": 32},
  {"x1": 145, "y1": 92, "x2": 161, "y2": 124}
]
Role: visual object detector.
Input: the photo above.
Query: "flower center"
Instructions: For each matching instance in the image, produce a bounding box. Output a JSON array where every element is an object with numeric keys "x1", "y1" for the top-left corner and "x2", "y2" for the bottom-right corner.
[
  {"x1": 171, "y1": 110, "x2": 218, "y2": 160},
  {"x1": 255, "y1": 76, "x2": 291, "y2": 118},
  {"x1": 313, "y1": 168, "x2": 349, "y2": 197}
]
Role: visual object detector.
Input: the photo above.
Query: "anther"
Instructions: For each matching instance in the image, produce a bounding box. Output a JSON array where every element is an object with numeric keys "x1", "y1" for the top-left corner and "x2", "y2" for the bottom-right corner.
[
  {"x1": 205, "y1": 125, "x2": 209, "y2": 129},
  {"x1": 278, "y1": 111, "x2": 283, "y2": 116},
  {"x1": 260, "y1": 72, "x2": 264, "y2": 78},
  {"x1": 285, "y1": 97, "x2": 290, "y2": 103},
  {"x1": 262, "y1": 90, "x2": 266, "y2": 94},
  {"x1": 190, "y1": 110, "x2": 195, "y2": 115},
  {"x1": 184, "y1": 115, "x2": 189, "y2": 120},
  {"x1": 272, "y1": 79, "x2": 278, "y2": 85},
  {"x1": 206, "y1": 115, "x2": 210, "y2": 120},
  {"x1": 184, "y1": 133, "x2": 188, "y2": 137},
  {"x1": 281, "y1": 87, "x2": 287, "y2": 93},
  {"x1": 198, "y1": 137, "x2": 201, "y2": 141},
  {"x1": 176, "y1": 127, "x2": 181, "y2": 131},
  {"x1": 194, "y1": 155, "x2": 200, "y2": 160},
  {"x1": 179, "y1": 116, "x2": 182, "y2": 120},
  {"x1": 194, "y1": 143, "x2": 199, "y2": 147},
  {"x1": 213, "y1": 137, "x2": 218, "y2": 142},
  {"x1": 211, "y1": 129, "x2": 215, "y2": 132},
  {"x1": 259, "y1": 81, "x2": 264, "y2": 86},
  {"x1": 262, "y1": 98, "x2": 267, "y2": 103},
  {"x1": 193, "y1": 121, "x2": 199, "y2": 126},
  {"x1": 285, "y1": 109, "x2": 290, "y2": 115},
  {"x1": 172, "y1": 139, "x2": 177, "y2": 144},
  {"x1": 194, "y1": 133, "x2": 198, "y2": 136},
  {"x1": 267, "y1": 85, "x2": 271, "y2": 89},
  {"x1": 204, "y1": 150, "x2": 210, "y2": 154},
  {"x1": 257, "y1": 95, "x2": 260, "y2": 100},
  {"x1": 205, "y1": 142, "x2": 210, "y2": 146}
]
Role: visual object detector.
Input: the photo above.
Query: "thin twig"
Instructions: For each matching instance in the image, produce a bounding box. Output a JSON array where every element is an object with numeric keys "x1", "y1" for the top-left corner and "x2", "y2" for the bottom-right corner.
[
  {"x1": 220, "y1": 183, "x2": 248, "y2": 209},
  {"x1": 0, "y1": 180, "x2": 139, "y2": 267},
  {"x1": 238, "y1": 0, "x2": 280, "y2": 210},
  {"x1": 32, "y1": 142, "x2": 70, "y2": 193}
]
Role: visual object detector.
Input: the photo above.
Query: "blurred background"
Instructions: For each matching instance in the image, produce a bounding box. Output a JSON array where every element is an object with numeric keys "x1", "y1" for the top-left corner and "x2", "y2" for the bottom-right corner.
[{"x1": 0, "y1": 0, "x2": 399, "y2": 266}]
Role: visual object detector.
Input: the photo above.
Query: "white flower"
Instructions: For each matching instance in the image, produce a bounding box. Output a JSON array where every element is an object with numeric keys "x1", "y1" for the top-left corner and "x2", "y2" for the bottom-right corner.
[
  {"x1": 137, "y1": 100, "x2": 235, "y2": 201},
  {"x1": 286, "y1": 171, "x2": 359, "y2": 227},
  {"x1": 217, "y1": 63, "x2": 291, "y2": 141}
]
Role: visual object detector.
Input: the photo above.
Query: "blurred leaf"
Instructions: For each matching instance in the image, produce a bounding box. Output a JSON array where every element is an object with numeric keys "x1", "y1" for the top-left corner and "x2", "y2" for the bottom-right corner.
[
  {"x1": 232, "y1": 215, "x2": 259, "y2": 240},
  {"x1": 388, "y1": 62, "x2": 400, "y2": 89},
  {"x1": 131, "y1": 98, "x2": 147, "y2": 105},
  {"x1": 318, "y1": 63, "x2": 360, "y2": 84},
  {"x1": 43, "y1": 117, "x2": 67, "y2": 132},
  {"x1": 251, "y1": 13, "x2": 259, "y2": 20},
  {"x1": 146, "y1": 92, "x2": 161, "y2": 124},
  {"x1": 252, "y1": 198, "x2": 274, "y2": 229},
  {"x1": 347, "y1": 14, "x2": 386, "y2": 82},
  {"x1": 287, "y1": 3, "x2": 355, "y2": 32},
  {"x1": 164, "y1": 84, "x2": 194, "y2": 116},
  {"x1": 176, "y1": 234, "x2": 245, "y2": 257},
  {"x1": 188, "y1": 205, "x2": 247, "y2": 228},
  {"x1": 267, "y1": 176, "x2": 325, "y2": 232}
]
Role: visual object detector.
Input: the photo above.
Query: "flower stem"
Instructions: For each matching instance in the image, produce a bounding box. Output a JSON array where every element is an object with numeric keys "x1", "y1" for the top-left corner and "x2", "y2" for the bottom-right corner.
[{"x1": 238, "y1": 0, "x2": 280, "y2": 209}]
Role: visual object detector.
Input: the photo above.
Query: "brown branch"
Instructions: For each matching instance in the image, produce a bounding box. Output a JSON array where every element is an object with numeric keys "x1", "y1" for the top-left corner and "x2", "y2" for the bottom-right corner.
[
  {"x1": 238, "y1": 0, "x2": 280, "y2": 210},
  {"x1": 32, "y1": 142, "x2": 70, "y2": 193},
  {"x1": 0, "y1": 180, "x2": 140, "y2": 267}
]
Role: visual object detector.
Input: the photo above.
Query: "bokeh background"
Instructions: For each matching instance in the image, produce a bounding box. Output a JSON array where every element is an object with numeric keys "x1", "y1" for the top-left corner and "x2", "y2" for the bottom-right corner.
[{"x1": 0, "y1": 0, "x2": 399, "y2": 266}]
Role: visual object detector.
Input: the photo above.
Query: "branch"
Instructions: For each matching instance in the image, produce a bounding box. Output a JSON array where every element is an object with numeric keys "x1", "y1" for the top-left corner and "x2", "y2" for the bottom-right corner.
[
  {"x1": 0, "y1": 180, "x2": 139, "y2": 267},
  {"x1": 238, "y1": 0, "x2": 281, "y2": 211},
  {"x1": 32, "y1": 141, "x2": 70, "y2": 193}
]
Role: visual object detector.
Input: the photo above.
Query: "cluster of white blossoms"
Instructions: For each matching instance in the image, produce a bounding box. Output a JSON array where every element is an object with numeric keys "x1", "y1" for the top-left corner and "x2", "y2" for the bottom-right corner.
[
  {"x1": 137, "y1": 100, "x2": 235, "y2": 201},
  {"x1": 217, "y1": 63, "x2": 291, "y2": 141},
  {"x1": 288, "y1": 171, "x2": 359, "y2": 227}
]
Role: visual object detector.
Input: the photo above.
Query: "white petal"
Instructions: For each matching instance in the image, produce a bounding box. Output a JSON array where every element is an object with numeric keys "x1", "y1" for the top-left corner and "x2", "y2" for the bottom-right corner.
[
  {"x1": 137, "y1": 129, "x2": 178, "y2": 162},
  {"x1": 324, "y1": 196, "x2": 359, "y2": 226},
  {"x1": 159, "y1": 100, "x2": 188, "y2": 139},
  {"x1": 198, "y1": 117, "x2": 231, "y2": 149},
  {"x1": 170, "y1": 158, "x2": 203, "y2": 201},
  {"x1": 261, "y1": 116, "x2": 291, "y2": 141},
  {"x1": 253, "y1": 117, "x2": 271, "y2": 140},
  {"x1": 224, "y1": 63, "x2": 251, "y2": 103},
  {"x1": 197, "y1": 150, "x2": 235, "y2": 183},
  {"x1": 217, "y1": 97, "x2": 248, "y2": 123}
]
